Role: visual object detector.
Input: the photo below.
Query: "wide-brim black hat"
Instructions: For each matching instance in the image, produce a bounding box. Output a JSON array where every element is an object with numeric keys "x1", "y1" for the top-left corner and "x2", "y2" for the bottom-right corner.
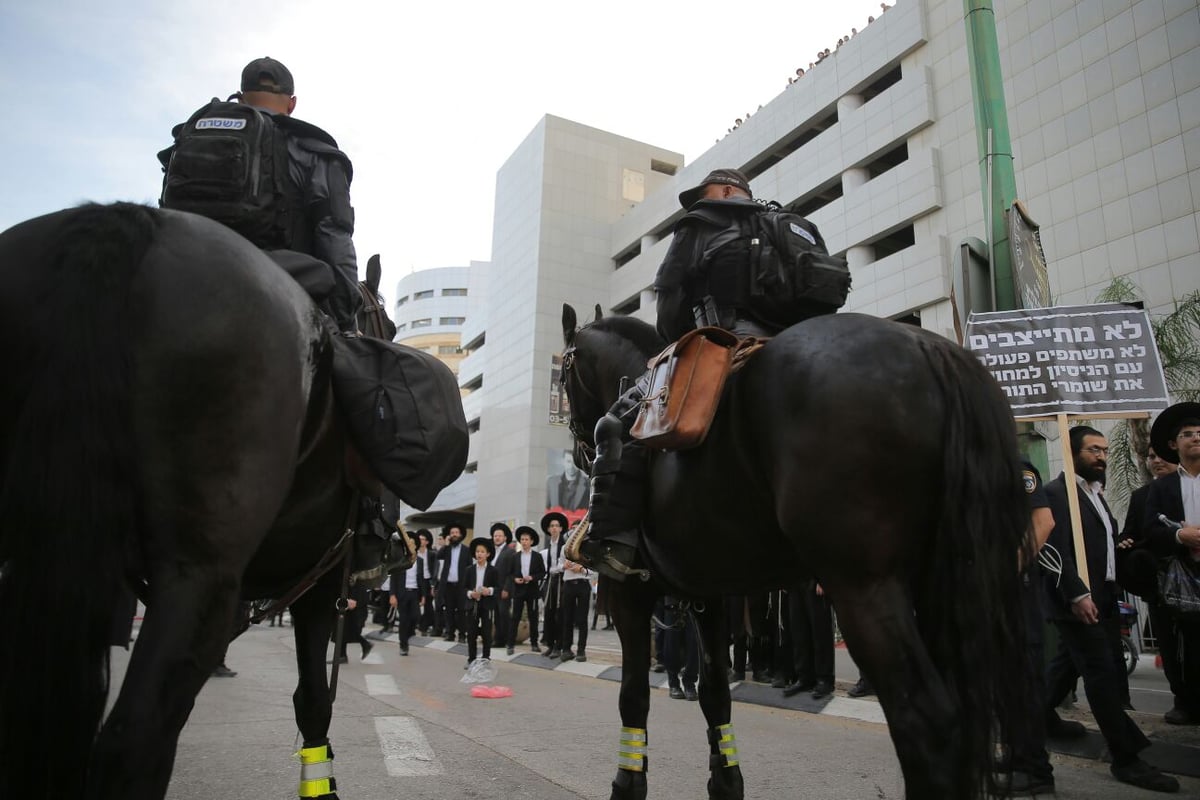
[
  {"x1": 489, "y1": 522, "x2": 513, "y2": 543},
  {"x1": 468, "y1": 536, "x2": 495, "y2": 558},
  {"x1": 1150, "y1": 401, "x2": 1200, "y2": 464},
  {"x1": 415, "y1": 528, "x2": 433, "y2": 545},
  {"x1": 514, "y1": 525, "x2": 539, "y2": 546},
  {"x1": 541, "y1": 511, "x2": 569, "y2": 534},
  {"x1": 678, "y1": 167, "x2": 752, "y2": 210}
]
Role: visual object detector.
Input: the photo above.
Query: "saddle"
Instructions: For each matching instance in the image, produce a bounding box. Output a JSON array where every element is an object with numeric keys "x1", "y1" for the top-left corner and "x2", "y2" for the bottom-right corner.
[{"x1": 630, "y1": 328, "x2": 766, "y2": 450}]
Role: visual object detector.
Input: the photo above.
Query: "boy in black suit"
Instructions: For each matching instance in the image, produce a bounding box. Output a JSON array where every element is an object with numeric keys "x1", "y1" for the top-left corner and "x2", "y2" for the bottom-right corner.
[{"x1": 463, "y1": 537, "x2": 499, "y2": 665}]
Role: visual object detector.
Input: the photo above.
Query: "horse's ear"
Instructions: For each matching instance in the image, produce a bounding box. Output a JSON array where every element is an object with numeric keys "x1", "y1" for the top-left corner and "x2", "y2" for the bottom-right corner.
[
  {"x1": 366, "y1": 254, "x2": 382, "y2": 293},
  {"x1": 593, "y1": 304, "x2": 603, "y2": 322},
  {"x1": 562, "y1": 303, "x2": 577, "y2": 346}
]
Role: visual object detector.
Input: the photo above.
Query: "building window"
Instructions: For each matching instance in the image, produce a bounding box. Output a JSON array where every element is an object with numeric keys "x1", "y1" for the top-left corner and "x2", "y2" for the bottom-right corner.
[
  {"x1": 650, "y1": 159, "x2": 678, "y2": 176},
  {"x1": 442, "y1": 288, "x2": 468, "y2": 297},
  {"x1": 614, "y1": 242, "x2": 642, "y2": 269},
  {"x1": 438, "y1": 345, "x2": 460, "y2": 355},
  {"x1": 439, "y1": 316, "x2": 465, "y2": 326},
  {"x1": 411, "y1": 318, "x2": 432, "y2": 328},
  {"x1": 396, "y1": 295, "x2": 408, "y2": 306},
  {"x1": 395, "y1": 322, "x2": 406, "y2": 331},
  {"x1": 871, "y1": 224, "x2": 916, "y2": 261},
  {"x1": 613, "y1": 295, "x2": 640, "y2": 315},
  {"x1": 413, "y1": 290, "x2": 434, "y2": 300}
]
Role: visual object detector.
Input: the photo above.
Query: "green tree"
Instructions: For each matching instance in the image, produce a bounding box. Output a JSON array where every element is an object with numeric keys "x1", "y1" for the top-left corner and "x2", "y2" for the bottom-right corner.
[{"x1": 1095, "y1": 279, "x2": 1200, "y2": 513}]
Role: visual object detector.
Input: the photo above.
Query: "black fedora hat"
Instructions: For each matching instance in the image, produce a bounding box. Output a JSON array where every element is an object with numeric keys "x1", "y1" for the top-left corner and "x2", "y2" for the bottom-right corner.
[
  {"x1": 540, "y1": 511, "x2": 569, "y2": 534},
  {"x1": 468, "y1": 536, "x2": 495, "y2": 559},
  {"x1": 415, "y1": 528, "x2": 433, "y2": 545},
  {"x1": 1150, "y1": 401, "x2": 1200, "y2": 464},
  {"x1": 514, "y1": 524, "x2": 539, "y2": 546},
  {"x1": 678, "y1": 167, "x2": 752, "y2": 210},
  {"x1": 489, "y1": 522, "x2": 513, "y2": 542}
]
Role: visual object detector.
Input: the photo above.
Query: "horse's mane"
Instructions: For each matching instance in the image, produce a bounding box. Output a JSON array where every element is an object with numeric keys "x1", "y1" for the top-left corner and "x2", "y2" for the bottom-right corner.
[{"x1": 588, "y1": 315, "x2": 666, "y2": 357}]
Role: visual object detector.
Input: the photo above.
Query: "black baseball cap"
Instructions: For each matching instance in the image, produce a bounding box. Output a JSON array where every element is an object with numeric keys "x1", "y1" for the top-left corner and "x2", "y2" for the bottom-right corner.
[
  {"x1": 241, "y1": 57, "x2": 294, "y2": 95},
  {"x1": 678, "y1": 168, "x2": 752, "y2": 209}
]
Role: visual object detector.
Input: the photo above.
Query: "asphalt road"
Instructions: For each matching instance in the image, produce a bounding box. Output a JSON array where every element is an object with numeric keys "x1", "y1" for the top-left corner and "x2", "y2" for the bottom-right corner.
[{"x1": 103, "y1": 622, "x2": 1200, "y2": 799}]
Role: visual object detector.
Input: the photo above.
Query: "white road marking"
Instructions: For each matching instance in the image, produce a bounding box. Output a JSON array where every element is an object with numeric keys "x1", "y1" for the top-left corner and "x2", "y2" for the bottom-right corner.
[
  {"x1": 374, "y1": 716, "x2": 443, "y2": 776},
  {"x1": 362, "y1": 650, "x2": 385, "y2": 665},
  {"x1": 820, "y1": 696, "x2": 889, "y2": 725},
  {"x1": 555, "y1": 660, "x2": 609, "y2": 678},
  {"x1": 424, "y1": 639, "x2": 458, "y2": 651},
  {"x1": 365, "y1": 674, "x2": 401, "y2": 695}
]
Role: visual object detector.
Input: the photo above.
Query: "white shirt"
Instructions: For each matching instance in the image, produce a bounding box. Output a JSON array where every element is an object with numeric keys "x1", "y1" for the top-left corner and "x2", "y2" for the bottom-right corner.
[
  {"x1": 1179, "y1": 464, "x2": 1200, "y2": 527},
  {"x1": 473, "y1": 562, "x2": 488, "y2": 593},
  {"x1": 544, "y1": 538, "x2": 564, "y2": 574},
  {"x1": 519, "y1": 550, "x2": 533, "y2": 578},
  {"x1": 1075, "y1": 474, "x2": 1115, "y2": 583},
  {"x1": 447, "y1": 545, "x2": 461, "y2": 583}
]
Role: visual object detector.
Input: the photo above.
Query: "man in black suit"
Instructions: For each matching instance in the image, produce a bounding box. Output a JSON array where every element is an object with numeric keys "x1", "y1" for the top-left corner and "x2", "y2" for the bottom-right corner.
[
  {"x1": 436, "y1": 524, "x2": 470, "y2": 643},
  {"x1": 509, "y1": 525, "x2": 546, "y2": 653},
  {"x1": 463, "y1": 537, "x2": 500, "y2": 665},
  {"x1": 1042, "y1": 426, "x2": 1177, "y2": 793},
  {"x1": 1144, "y1": 402, "x2": 1200, "y2": 727},
  {"x1": 488, "y1": 523, "x2": 517, "y2": 655},
  {"x1": 389, "y1": 535, "x2": 431, "y2": 656},
  {"x1": 1120, "y1": 446, "x2": 1183, "y2": 709}
]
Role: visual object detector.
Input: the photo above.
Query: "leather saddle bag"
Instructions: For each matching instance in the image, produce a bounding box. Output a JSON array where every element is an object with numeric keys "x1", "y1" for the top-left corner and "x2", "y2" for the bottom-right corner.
[{"x1": 631, "y1": 327, "x2": 739, "y2": 450}]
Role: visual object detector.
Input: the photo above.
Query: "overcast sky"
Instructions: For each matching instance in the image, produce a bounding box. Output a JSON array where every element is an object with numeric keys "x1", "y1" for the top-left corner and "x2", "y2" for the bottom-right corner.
[{"x1": 1, "y1": 0, "x2": 894, "y2": 298}]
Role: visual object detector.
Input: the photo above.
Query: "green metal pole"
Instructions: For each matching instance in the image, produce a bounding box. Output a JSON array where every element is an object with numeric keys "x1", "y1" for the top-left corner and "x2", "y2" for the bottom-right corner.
[{"x1": 963, "y1": 0, "x2": 1018, "y2": 311}]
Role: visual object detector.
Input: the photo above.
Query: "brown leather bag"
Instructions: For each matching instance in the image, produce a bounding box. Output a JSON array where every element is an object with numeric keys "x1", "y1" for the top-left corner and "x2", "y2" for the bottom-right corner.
[{"x1": 631, "y1": 327, "x2": 739, "y2": 450}]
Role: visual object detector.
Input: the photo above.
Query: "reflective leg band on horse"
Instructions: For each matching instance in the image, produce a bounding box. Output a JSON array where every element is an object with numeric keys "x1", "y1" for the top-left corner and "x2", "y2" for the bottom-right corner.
[
  {"x1": 708, "y1": 724, "x2": 739, "y2": 768},
  {"x1": 297, "y1": 744, "x2": 336, "y2": 798},
  {"x1": 617, "y1": 726, "x2": 648, "y2": 772}
]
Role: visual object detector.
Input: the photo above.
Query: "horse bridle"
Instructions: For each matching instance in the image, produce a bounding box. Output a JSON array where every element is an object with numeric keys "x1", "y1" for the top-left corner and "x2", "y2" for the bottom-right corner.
[
  {"x1": 560, "y1": 341, "x2": 599, "y2": 472},
  {"x1": 356, "y1": 283, "x2": 391, "y2": 340}
]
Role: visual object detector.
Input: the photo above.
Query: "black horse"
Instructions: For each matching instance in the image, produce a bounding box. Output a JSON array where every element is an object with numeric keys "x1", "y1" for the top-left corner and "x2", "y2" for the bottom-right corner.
[
  {"x1": 0, "y1": 203, "x2": 416, "y2": 800},
  {"x1": 560, "y1": 303, "x2": 1030, "y2": 800}
]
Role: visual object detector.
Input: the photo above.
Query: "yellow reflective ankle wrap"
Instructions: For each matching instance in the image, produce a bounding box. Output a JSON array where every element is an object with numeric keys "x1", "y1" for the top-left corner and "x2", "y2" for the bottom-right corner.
[
  {"x1": 714, "y1": 723, "x2": 738, "y2": 767},
  {"x1": 296, "y1": 744, "x2": 336, "y2": 797},
  {"x1": 617, "y1": 726, "x2": 648, "y2": 772}
]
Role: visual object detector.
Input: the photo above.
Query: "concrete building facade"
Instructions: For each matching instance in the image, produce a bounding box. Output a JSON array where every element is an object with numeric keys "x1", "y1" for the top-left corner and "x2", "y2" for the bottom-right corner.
[{"x1": 429, "y1": 0, "x2": 1199, "y2": 534}]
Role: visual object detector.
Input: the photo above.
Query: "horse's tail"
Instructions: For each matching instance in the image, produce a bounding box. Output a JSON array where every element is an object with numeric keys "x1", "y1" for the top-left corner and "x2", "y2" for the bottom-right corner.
[
  {"x1": 0, "y1": 203, "x2": 155, "y2": 797},
  {"x1": 919, "y1": 337, "x2": 1031, "y2": 799}
]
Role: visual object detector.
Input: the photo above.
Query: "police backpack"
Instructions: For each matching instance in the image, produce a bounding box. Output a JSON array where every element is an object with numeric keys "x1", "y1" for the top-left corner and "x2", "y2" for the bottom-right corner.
[
  {"x1": 744, "y1": 209, "x2": 850, "y2": 327},
  {"x1": 158, "y1": 99, "x2": 293, "y2": 248}
]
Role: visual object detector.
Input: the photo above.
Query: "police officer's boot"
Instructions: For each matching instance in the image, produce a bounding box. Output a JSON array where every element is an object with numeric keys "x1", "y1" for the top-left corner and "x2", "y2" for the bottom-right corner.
[{"x1": 566, "y1": 406, "x2": 649, "y2": 582}]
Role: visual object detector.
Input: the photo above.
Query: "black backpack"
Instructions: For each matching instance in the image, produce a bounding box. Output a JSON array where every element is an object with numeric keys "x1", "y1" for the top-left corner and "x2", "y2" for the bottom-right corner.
[
  {"x1": 159, "y1": 99, "x2": 294, "y2": 248},
  {"x1": 744, "y1": 209, "x2": 851, "y2": 326}
]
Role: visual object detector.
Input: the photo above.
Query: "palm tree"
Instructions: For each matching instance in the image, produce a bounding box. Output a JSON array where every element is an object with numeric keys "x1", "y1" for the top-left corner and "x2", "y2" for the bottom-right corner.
[{"x1": 1094, "y1": 279, "x2": 1200, "y2": 513}]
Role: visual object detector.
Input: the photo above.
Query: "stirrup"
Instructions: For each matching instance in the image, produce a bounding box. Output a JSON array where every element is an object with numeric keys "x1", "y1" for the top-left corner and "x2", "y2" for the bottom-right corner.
[{"x1": 566, "y1": 515, "x2": 649, "y2": 583}]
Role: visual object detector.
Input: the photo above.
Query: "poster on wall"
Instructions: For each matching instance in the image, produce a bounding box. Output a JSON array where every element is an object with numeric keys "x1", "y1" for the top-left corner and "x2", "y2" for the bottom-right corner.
[
  {"x1": 549, "y1": 354, "x2": 573, "y2": 425},
  {"x1": 546, "y1": 448, "x2": 588, "y2": 526}
]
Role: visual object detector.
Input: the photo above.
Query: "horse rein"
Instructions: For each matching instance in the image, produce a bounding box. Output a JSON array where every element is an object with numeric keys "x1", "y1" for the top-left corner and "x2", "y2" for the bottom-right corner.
[{"x1": 356, "y1": 283, "x2": 391, "y2": 340}]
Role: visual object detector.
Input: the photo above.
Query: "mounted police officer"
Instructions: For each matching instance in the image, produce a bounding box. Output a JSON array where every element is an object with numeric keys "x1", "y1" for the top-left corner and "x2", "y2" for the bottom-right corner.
[
  {"x1": 568, "y1": 169, "x2": 841, "y2": 580},
  {"x1": 157, "y1": 57, "x2": 362, "y2": 333}
]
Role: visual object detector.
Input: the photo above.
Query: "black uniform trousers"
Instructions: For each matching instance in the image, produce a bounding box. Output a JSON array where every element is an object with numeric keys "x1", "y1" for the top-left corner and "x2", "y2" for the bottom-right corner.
[
  {"x1": 1045, "y1": 582, "x2": 1149, "y2": 764},
  {"x1": 1009, "y1": 572, "x2": 1052, "y2": 779},
  {"x1": 560, "y1": 579, "x2": 590, "y2": 654}
]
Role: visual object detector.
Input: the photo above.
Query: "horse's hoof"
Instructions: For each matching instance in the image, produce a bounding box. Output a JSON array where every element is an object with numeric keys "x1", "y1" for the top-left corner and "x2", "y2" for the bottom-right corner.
[
  {"x1": 707, "y1": 766, "x2": 744, "y2": 800},
  {"x1": 610, "y1": 768, "x2": 648, "y2": 800}
]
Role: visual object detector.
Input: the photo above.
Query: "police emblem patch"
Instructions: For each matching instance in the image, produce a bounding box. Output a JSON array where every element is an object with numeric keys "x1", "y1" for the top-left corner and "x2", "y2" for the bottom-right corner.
[
  {"x1": 788, "y1": 221, "x2": 817, "y2": 245},
  {"x1": 1022, "y1": 470, "x2": 1037, "y2": 494},
  {"x1": 196, "y1": 118, "x2": 247, "y2": 130}
]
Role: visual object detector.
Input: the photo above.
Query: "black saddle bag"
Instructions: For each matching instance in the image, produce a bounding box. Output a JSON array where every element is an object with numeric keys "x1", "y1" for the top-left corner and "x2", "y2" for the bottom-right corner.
[{"x1": 330, "y1": 336, "x2": 468, "y2": 510}]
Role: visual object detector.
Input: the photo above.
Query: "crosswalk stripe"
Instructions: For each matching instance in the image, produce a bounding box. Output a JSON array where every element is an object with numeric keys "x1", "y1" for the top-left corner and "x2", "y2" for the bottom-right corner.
[
  {"x1": 365, "y1": 674, "x2": 400, "y2": 696},
  {"x1": 374, "y1": 716, "x2": 443, "y2": 776}
]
